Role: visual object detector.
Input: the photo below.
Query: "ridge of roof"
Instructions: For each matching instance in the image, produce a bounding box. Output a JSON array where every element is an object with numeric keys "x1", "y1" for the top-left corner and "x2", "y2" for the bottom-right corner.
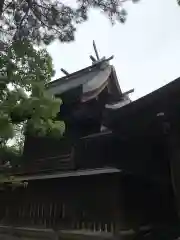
[{"x1": 47, "y1": 56, "x2": 114, "y2": 89}]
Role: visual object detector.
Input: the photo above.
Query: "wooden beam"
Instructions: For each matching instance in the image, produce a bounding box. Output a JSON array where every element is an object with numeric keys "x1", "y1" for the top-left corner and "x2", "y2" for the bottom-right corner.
[
  {"x1": 90, "y1": 55, "x2": 96, "y2": 62},
  {"x1": 61, "y1": 68, "x2": 70, "y2": 76},
  {"x1": 93, "y1": 40, "x2": 100, "y2": 60},
  {"x1": 106, "y1": 55, "x2": 114, "y2": 62},
  {"x1": 122, "y1": 88, "x2": 134, "y2": 96}
]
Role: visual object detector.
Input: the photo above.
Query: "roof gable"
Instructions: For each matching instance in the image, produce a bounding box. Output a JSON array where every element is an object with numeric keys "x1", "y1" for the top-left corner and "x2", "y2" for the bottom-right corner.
[{"x1": 47, "y1": 57, "x2": 122, "y2": 102}]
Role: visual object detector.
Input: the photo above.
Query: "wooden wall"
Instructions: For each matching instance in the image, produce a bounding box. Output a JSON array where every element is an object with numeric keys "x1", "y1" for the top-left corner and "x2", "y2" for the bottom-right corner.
[
  {"x1": 0, "y1": 173, "x2": 177, "y2": 232},
  {"x1": 0, "y1": 173, "x2": 122, "y2": 232},
  {"x1": 74, "y1": 132, "x2": 171, "y2": 184}
]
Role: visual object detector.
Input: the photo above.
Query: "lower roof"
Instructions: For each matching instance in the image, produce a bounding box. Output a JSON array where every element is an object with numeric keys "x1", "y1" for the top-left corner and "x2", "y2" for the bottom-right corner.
[
  {"x1": 104, "y1": 76, "x2": 180, "y2": 131},
  {"x1": 1, "y1": 167, "x2": 121, "y2": 183}
]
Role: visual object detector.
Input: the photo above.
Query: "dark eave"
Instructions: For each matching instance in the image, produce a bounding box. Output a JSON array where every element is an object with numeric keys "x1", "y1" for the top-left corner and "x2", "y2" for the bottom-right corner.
[
  {"x1": 125, "y1": 77, "x2": 180, "y2": 115},
  {"x1": 104, "y1": 76, "x2": 180, "y2": 134},
  {"x1": 0, "y1": 167, "x2": 121, "y2": 183},
  {"x1": 81, "y1": 130, "x2": 112, "y2": 140}
]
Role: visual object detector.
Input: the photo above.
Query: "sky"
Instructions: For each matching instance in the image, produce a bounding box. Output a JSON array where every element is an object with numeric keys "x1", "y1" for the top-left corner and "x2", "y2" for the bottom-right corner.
[{"x1": 47, "y1": 0, "x2": 180, "y2": 100}]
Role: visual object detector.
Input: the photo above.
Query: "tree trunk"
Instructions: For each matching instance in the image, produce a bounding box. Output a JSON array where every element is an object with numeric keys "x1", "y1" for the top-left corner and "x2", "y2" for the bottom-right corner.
[{"x1": 0, "y1": 0, "x2": 5, "y2": 17}]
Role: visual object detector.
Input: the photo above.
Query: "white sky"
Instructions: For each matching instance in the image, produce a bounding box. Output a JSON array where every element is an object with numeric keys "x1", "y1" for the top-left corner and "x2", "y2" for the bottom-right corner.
[{"x1": 47, "y1": 0, "x2": 180, "y2": 100}]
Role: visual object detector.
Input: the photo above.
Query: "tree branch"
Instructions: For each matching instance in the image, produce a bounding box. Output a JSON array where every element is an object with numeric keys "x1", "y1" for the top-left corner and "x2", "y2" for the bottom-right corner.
[
  {"x1": 18, "y1": 5, "x2": 30, "y2": 29},
  {"x1": 13, "y1": 4, "x2": 30, "y2": 41},
  {"x1": 29, "y1": 4, "x2": 62, "y2": 35},
  {"x1": 3, "y1": 0, "x2": 14, "y2": 12}
]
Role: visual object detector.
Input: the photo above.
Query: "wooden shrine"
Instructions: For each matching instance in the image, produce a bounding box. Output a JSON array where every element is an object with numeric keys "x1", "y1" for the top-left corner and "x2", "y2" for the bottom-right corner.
[{"x1": 0, "y1": 42, "x2": 179, "y2": 240}]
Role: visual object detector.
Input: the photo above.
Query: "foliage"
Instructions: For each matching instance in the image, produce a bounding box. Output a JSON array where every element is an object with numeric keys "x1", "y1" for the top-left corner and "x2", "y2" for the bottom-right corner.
[
  {"x1": 0, "y1": 144, "x2": 21, "y2": 165},
  {"x1": 0, "y1": 0, "x2": 139, "y2": 46},
  {"x1": 0, "y1": 40, "x2": 65, "y2": 153}
]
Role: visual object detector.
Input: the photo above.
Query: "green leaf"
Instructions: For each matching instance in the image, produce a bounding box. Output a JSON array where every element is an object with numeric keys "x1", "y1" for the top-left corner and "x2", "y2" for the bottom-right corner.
[{"x1": 0, "y1": 39, "x2": 64, "y2": 152}]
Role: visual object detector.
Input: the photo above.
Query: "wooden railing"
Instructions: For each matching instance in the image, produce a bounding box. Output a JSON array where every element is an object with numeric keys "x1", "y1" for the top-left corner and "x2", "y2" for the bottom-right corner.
[
  {"x1": 0, "y1": 173, "x2": 121, "y2": 233},
  {"x1": 1, "y1": 203, "x2": 118, "y2": 233}
]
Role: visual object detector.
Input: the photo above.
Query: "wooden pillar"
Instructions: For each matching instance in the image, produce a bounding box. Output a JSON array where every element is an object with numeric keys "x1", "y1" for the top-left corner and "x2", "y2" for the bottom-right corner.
[
  {"x1": 158, "y1": 111, "x2": 180, "y2": 219},
  {"x1": 167, "y1": 129, "x2": 180, "y2": 218},
  {"x1": 154, "y1": 112, "x2": 179, "y2": 221},
  {"x1": 113, "y1": 173, "x2": 125, "y2": 233}
]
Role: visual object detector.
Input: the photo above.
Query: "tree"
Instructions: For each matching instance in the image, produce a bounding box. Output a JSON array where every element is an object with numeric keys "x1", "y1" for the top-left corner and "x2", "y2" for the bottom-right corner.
[
  {"x1": 0, "y1": 40, "x2": 65, "y2": 155},
  {"x1": 0, "y1": 0, "x2": 139, "y2": 47}
]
